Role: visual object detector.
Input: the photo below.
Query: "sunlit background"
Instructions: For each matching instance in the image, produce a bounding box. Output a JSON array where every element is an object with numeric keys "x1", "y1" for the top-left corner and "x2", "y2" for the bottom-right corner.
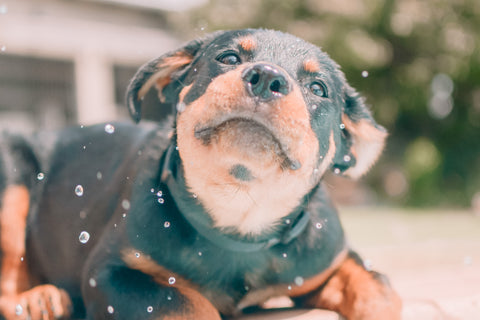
[
  {"x1": 0, "y1": 0, "x2": 479, "y2": 210},
  {"x1": 1, "y1": 1, "x2": 480, "y2": 318}
]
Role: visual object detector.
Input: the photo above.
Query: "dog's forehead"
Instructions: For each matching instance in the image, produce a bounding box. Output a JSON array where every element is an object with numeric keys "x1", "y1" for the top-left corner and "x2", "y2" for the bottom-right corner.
[{"x1": 206, "y1": 30, "x2": 336, "y2": 75}]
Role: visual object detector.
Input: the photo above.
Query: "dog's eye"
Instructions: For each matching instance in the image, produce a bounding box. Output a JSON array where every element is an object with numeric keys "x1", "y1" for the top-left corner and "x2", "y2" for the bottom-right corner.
[
  {"x1": 216, "y1": 52, "x2": 242, "y2": 65},
  {"x1": 309, "y1": 81, "x2": 328, "y2": 98}
]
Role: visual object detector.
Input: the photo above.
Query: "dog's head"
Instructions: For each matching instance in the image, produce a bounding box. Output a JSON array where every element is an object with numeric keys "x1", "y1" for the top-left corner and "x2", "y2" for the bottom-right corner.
[{"x1": 127, "y1": 29, "x2": 386, "y2": 234}]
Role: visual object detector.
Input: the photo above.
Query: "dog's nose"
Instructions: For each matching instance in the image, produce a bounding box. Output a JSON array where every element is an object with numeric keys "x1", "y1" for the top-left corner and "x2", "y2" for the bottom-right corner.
[{"x1": 242, "y1": 64, "x2": 291, "y2": 101}]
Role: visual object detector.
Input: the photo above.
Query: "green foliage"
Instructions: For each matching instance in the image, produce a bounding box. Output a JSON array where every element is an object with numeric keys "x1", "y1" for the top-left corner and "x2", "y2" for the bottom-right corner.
[{"x1": 169, "y1": 0, "x2": 480, "y2": 207}]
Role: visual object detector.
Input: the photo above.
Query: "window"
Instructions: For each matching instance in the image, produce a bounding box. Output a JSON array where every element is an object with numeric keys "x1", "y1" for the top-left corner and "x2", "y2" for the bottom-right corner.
[{"x1": 0, "y1": 54, "x2": 75, "y2": 133}]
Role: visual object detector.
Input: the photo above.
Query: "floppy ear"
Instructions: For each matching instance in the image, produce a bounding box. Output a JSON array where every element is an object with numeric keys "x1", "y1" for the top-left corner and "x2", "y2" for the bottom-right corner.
[
  {"x1": 332, "y1": 85, "x2": 387, "y2": 179},
  {"x1": 126, "y1": 32, "x2": 223, "y2": 123}
]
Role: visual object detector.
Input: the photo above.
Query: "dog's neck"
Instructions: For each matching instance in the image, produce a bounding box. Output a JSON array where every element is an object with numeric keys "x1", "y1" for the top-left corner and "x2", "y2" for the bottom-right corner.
[{"x1": 160, "y1": 143, "x2": 312, "y2": 251}]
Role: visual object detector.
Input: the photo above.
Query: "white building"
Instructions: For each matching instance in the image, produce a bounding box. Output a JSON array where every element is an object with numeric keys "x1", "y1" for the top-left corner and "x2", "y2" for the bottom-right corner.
[{"x1": 0, "y1": 0, "x2": 206, "y2": 132}]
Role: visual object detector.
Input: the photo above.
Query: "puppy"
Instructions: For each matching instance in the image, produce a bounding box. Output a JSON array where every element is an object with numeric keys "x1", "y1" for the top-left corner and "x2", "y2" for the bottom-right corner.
[{"x1": 0, "y1": 29, "x2": 401, "y2": 320}]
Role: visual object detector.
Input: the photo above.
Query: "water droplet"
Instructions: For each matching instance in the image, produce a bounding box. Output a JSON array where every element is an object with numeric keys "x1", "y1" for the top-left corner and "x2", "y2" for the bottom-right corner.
[
  {"x1": 192, "y1": 194, "x2": 198, "y2": 199},
  {"x1": 104, "y1": 124, "x2": 115, "y2": 134},
  {"x1": 198, "y1": 251, "x2": 202, "y2": 256},
  {"x1": 285, "y1": 219, "x2": 291, "y2": 225},
  {"x1": 334, "y1": 168, "x2": 341, "y2": 175},
  {"x1": 343, "y1": 155, "x2": 351, "y2": 162},
  {"x1": 0, "y1": 5, "x2": 8, "y2": 14},
  {"x1": 176, "y1": 102, "x2": 186, "y2": 112},
  {"x1": 282, "y1": 253, "x2": 288, "y2": 258},
  {"x1": 20, "y1": 257, "x2": 24, "y2": 262},
  {"x1": 89, "y1": 278, "x2": 97, "y2": 287},
  {"x1": 244, "y1": 285, "x2": 250, "y2": 291},
  {"x1": 364, "y1": 259, "x2": 373, "y2": 271},
  {"x1": 156, "y1": 191, "x2": 163, "y2": 197},
  {"x1": 287, "y1": 285, "x2": 292, "y2": 290},
  {"x1": 315, "y1": 222, "x2": 323, "y2": 229},
  {"x1": 79, "y1": 231, "x2": 90, "y2": 244},
  {"x1": 164, "y1": 221, "x2": 170, "y2": 228},
  {"x1": 158, "y1": 198, "x2": 165, "y2": 204},
  {"x1": 147, "y1": 306, "x2": 153, "y2": 313},
  {"x1": 122, "y1": 213, "x2": 127, "y2": 218},
  {"x1": 122, "y1": 199, "x2": 130, "y2": 210},
  {"x1": 312, "y1": 104, "x2": 318, "y2": 110},
  {"x1": 167, "y1": 295, "x2": 172, "y2": 301},
  {"x1": 361, "y1": 70, "x2": 369, "y2": 78},
  {"x1": 150, "y1": 188, "x2": 155, "y2": 193},
  {"x1": 75, "y1": 185, "x2": 84, "y2": 196},
  {"x1": 313, "y1": 168, "x2": 319, "y2": 175},
  {"x1": 37, "y1": 172, "x2": 45, "y2": 180},
  {"x1": 175, "y1": 146, "x2": 179, "y2": 151},
  {"x1": 339, "y1": 123, "x2": 346, "y2": 130},
  {"x1": 294, "y1": 276, "x2": 304, "y2": 286},
  {"x1": 107, "y1": 305, "x2": 114, "y2": 314},
  {"x1": 135, "y1": 252, "x2": 140, "y2": 258},
  {"x1": 96, "y1": 171, "x2": 102, "y2": 180},
  {"x1": 15, "y1": 304, "x2": 23, "y2": 315},
  {"x1": 168, "y1": 277, "x2": 176, "y2": 285}
]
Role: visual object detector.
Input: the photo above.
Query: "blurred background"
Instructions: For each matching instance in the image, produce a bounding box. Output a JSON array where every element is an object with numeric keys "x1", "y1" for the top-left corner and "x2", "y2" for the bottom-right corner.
[
  {"x1": 0, "y1": 0, "x2": 479, "y2": 210},
  {"x1": 2, "y1": 1, "x2": 480, "y2": 318}
]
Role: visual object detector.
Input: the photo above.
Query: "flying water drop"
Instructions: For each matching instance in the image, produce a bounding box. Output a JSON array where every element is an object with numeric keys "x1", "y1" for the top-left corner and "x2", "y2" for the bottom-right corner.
[
  {"x1": 79, "y1": 231, "x2": 90, "y2": 244},
  {"x1": 75, "y1": 185, "x2": 84, "y2": 196},
  {"x1": 104, "y1": 124, "x2": 115, "y2": 134}
]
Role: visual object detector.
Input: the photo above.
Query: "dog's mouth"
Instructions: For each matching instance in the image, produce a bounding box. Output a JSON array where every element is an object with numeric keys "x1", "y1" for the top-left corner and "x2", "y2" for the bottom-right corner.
[{"x1": 194, "y1": 117, "x2": 301, "y2": 171}]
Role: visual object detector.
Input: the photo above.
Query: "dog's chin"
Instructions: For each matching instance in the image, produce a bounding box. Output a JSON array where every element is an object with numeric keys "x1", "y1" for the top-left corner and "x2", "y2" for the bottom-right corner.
[{"x1": 194, "y1": 118, "x2": 300, "y2": 171}]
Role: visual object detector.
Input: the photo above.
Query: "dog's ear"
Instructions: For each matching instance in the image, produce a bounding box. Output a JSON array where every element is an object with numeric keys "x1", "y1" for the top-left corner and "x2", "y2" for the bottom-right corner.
[
  {"x1": 126, "y1": 32, "x2": 223, "y2": 123},
  {"x1": 332, "y1": 84, "x2": 387, "y2": 179}
]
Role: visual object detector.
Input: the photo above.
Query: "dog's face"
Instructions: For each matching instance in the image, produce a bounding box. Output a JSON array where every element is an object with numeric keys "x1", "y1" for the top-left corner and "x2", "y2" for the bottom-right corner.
[{"x1": 127, "y1": 29, "x2": 386, "y2": 234}]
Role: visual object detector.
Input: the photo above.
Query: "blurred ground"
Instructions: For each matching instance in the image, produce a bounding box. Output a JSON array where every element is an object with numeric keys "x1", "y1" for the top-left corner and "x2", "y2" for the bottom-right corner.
[{"x1": 234, "y1": 208, "x2": 480, "y2": 320}]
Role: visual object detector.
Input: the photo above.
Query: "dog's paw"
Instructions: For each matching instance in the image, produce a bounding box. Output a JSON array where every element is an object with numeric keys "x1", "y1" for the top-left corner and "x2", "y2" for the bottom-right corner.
[{"x1": 0, "y1": 284, "x2": 72, "y2": 320}]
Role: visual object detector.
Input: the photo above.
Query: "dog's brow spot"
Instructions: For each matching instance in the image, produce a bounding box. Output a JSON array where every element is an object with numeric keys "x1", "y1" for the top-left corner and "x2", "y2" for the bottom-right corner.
[
  {"x1": 229, "y1": 164, "x2": 254, "y2": 182},
  {"x1": 238, "y1": 36, "x2": 257, "y2": 52},
  {"x1": 303, "y1": 59, "x2": 320, "y2": 73}
]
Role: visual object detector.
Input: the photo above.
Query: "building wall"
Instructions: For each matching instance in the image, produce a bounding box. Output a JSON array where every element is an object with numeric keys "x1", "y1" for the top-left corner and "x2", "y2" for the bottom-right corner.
[{"x1": 0, "y1": 0, "x2": 182, "y2": 132}]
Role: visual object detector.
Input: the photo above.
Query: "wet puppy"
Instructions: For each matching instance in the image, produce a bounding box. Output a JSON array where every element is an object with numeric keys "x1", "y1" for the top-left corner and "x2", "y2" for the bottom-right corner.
[{"x1": 0, "y1": 29, "x2": 400, "y2": 319}]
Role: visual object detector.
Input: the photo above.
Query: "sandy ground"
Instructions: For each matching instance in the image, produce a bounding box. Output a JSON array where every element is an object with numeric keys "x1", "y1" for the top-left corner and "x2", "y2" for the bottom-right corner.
[{"x1": 233, "y1": 208, "x2": 480, "y2": 320}]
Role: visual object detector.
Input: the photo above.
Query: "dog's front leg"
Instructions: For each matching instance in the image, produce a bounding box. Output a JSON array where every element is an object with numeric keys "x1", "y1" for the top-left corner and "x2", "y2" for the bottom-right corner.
[
  {"x1": 82, "y1": 265, "x2": 221, "y2": 320},
  {"x1": 293, "y1": 251, "x2": 402, "y2": 320}
]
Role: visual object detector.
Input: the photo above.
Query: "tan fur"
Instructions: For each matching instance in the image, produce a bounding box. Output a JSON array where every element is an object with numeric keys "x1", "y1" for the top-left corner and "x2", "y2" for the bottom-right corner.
[
  {"x1": 238, "y1": 36, "x2": 257, "y2": 52},
  {"x1": 341, "y1": 115, "x2": 387, "y2": 179},
  {"x1": 288, "y1": 248, "x2": 348, "y2": 298},
  {"x1": 122, "y1": 249, "x2": 190, "y2": 287},
  {"x1": 303, "y1": 59, "x2": 321, "y2": 73},
  {"x1": 122, "y1": 250, "x2": 221, "y2": 320},
  {"x1": 0, "y1": 186, "x2": 72, "y2": 319},
  {"x1": 176, "y1": 64, "x2": 325, "y2": 235},
  {"x1": 302, "y1": 255, "x2": 402, "y2": 320},
  {"x1": 0, "y1": 185, "x2": 30, "y2": 295},
  {"x1": 138, "y1": 53, "x2": 193, "y2": 102},
  {"x1": 236, "y1": 248, "x2": 348, "y2": 311}
]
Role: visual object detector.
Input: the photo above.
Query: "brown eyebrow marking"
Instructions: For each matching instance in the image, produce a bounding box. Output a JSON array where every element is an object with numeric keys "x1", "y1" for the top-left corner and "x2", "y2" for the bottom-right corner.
[
  {"x1": 303, "y1": 59, "x2": 321, "y2": 73},
  {"x1": 238, "y1": 36, "x2": 257, "y2": 52}
]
